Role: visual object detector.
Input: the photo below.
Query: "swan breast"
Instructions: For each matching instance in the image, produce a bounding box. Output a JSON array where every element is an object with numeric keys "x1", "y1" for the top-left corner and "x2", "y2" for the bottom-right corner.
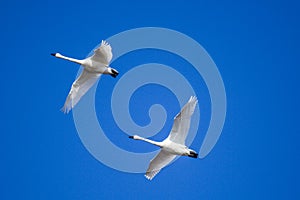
[
  {"x1": 82, "y1": 59, "x2": 107, "y2": 73},
  {"x1": 162, "y1": 140, "x2": 189, "y2": 155}
]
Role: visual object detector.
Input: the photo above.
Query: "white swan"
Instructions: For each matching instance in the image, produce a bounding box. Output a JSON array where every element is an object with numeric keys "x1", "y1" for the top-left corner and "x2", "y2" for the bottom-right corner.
[
  {"x1": 129, "y1": 96, "x2": 198, "y2": 180},
  {"x1": 51, "y1": 40, "x2": 119, "y2": 113}
]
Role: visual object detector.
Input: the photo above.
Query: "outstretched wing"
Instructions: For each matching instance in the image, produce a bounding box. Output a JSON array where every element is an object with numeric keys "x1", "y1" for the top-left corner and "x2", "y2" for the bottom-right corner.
[
  {"x1": 145, "y1": 150, "x2": 177, "y2": 180},
  {"x1": 90, "y1": 40, "x2": 112, "y2": 64},
  {"x1": 167, "y1": 96, "x2": 198, "y2": 145},
  {"x1": 62, "y1": 70, "x2": 100, "y2": 113}
]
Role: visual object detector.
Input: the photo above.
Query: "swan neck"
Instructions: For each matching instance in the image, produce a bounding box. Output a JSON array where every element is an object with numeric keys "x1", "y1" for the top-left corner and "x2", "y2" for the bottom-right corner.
[
  {"x1": 57, "y1": 54, "x2": 83, "y2": 65},
  {"x1": 137, "y1": 136, "x2": 162, "y2": 148}
]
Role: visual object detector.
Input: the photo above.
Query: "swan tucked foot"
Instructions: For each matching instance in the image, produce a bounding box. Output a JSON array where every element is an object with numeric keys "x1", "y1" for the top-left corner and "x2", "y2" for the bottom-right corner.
[
  {"x1": 110, "y1": 68, "x2": 119, "y2": 78},
  {"x1": 110, "y1": 73, "x2": 117, "y2": 78},
  {"x1": 188, "y1": 151, "x2": 198, "y2": 158}
]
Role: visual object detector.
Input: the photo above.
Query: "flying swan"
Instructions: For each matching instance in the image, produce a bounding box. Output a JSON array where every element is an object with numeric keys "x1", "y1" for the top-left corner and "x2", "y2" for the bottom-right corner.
[
  {"x1": 129, "y1": 96, "x2": 198, "y2": 180},
  {"x1": 51, "y1": 40, "x2": 119, "y2": 113}
]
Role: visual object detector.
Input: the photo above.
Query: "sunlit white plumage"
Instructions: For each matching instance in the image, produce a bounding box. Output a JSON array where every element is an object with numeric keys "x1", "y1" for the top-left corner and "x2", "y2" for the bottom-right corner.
[
  {"x1": 51, "y1": 40, "x2": 119, "y2": 113},
  {"x1": 129, "y1": 96, "x2": 198, "y2": 180}
]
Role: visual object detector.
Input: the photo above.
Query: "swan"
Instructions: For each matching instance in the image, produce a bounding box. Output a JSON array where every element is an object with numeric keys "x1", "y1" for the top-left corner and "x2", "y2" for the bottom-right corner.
[
  {"x1": 129, "y1": 96, "x2": 198, "y2": 180},
  {"x1": 51, "y1": 40, "x2": 119, "y2": 113}
]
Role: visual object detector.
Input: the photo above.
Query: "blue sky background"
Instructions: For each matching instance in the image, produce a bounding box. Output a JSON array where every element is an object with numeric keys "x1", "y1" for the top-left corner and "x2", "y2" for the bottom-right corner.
[{"x1": 1, "y1": 0, "x2": 299, "y2": 199}]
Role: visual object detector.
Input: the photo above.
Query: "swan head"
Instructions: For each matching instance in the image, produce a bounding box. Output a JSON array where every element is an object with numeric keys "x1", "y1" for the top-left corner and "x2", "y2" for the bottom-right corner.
[
  {"x1": 128, "y1": 135, "x2": 143, "y2": 140},
  {"x1": 51, "y1": 53, "x2": 62, "y2": 58}
]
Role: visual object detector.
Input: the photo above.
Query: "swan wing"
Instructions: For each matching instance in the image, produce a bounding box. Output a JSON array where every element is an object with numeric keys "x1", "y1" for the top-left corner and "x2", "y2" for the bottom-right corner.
[
  {"x1": 62, "y1": 70, "x2": 100, "y2": 113},
  {"x1": 145, "y1": 150, "x2": 176, "y2": 180},
  {"x1": 91, "y1": 40, "x2": 112, "y2": 64},
  {"x1": 167, "y1": 96, "x2": 198, "y2": 145}
]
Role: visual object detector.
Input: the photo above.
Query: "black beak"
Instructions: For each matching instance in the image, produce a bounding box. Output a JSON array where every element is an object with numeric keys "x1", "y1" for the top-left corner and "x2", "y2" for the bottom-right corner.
[
  {"x1": 129, "y1": 136, "x2": 134, "y2": 139},
  {"x1": 51, "y1": 53, "x2": 56, "y2": 56}
]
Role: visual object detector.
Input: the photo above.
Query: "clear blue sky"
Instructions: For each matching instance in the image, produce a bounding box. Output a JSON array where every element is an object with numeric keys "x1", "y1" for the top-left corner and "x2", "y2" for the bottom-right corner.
[{"x1": 1, "y1": 0, "x2": 299, "y2": 199}]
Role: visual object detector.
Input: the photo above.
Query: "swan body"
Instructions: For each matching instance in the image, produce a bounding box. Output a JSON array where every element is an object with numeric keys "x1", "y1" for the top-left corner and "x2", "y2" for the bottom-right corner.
[
  {"x1": 129, "y1": 96, "x2": 198, "y2": 180},
  {"x1": 51, "y1": 40, "x2": 119, "y2": 113}
]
